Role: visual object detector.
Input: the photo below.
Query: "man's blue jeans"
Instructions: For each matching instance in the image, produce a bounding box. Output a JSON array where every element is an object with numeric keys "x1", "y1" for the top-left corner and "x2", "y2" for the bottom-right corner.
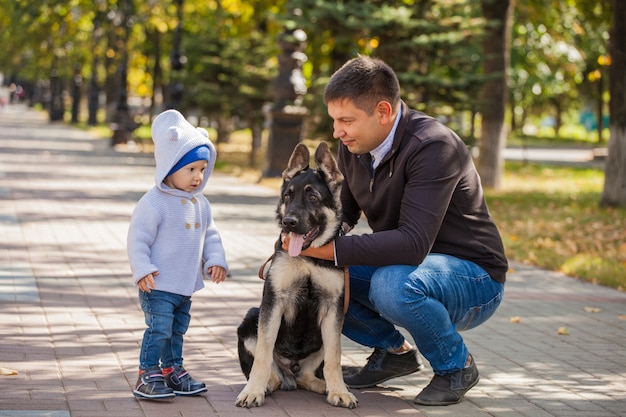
[
  {"x1": 138, "y1": 290, "x2": 192, "y2": 370},
  {"x1": 343, "y1": 253, "x2": 504, "y2": 375}
]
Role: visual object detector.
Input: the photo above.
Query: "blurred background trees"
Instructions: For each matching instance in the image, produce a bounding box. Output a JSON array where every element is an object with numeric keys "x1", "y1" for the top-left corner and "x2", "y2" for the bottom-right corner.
[{"x1": 0, "y1": 0, "x2": 623, "y2": 204}]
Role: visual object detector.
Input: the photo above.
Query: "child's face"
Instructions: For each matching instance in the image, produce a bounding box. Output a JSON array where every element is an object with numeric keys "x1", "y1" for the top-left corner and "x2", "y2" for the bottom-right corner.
[{"x1": 163, "y1": 160, "x2": 208, "y2": 193}]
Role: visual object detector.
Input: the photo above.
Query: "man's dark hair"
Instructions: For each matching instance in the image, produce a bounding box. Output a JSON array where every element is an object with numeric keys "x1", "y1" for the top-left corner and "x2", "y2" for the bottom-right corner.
[{"x1": 323, "y1": 55, "x2": 401, "y2": 115}]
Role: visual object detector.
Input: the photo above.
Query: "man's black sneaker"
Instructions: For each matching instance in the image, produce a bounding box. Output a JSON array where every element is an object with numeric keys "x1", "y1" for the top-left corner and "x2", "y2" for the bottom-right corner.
[
  {"x1": 343, "y1": 347, "x2": 423, "y2": 389},
  {"x1": 133, "y1": 366, "x2": 176, "y2": 400},
  {"x1": 165, "y1": 365, "x2": 207, "y2": 396},
  {"x1": 413, "y1": 355, "x2": 479, "y2": 406}
]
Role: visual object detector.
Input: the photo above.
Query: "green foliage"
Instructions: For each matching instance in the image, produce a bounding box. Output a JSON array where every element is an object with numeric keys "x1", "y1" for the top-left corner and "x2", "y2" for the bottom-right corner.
[
  {"x1": 180, "y1": 0, "x2": 285, "y2": 131},
  {"x1": 0, "y1": 0, "x2": 615, "y2": 147},
  {"x1": 0, "y1": 0, "x2": 93, "y2": 80},
  {"x1": 286, "y1": 0, "x2": 487, "y2": 135},
  {"x1": 509, "y1": 0, "x2": 613, "y2": 138}
]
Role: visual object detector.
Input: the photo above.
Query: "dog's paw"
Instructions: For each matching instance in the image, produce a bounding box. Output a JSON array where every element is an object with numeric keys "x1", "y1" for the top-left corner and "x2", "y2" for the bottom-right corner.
[
  {"x1": 235, "y1": 389, "x2": 266, "y2": 408},
  {"x1": 327, "y1": 390, "x2": 358, "y2": 409}
]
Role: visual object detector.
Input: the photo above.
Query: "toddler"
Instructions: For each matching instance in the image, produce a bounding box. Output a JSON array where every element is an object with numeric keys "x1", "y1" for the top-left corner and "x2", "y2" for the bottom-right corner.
[{"x1": 127, "y1": 109, "x2": 228, "y2": 400}]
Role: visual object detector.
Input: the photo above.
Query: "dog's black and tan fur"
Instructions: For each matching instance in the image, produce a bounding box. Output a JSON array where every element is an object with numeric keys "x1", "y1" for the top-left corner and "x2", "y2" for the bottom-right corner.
[{"x1": 235, "y1": 142, "x2": 357, "y2": 409}]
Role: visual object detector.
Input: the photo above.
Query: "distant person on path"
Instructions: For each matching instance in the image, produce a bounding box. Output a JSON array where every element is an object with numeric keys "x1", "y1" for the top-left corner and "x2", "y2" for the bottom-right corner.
[
  {"x1": 127, "y1": 109, "x2": 228, "y2": 400},
  {"x1": 282, "y1": 56, "x2": 508, "y2": 406},
  {"x1": 0, "y1": 86, "x2": 7, "y2": 110}
]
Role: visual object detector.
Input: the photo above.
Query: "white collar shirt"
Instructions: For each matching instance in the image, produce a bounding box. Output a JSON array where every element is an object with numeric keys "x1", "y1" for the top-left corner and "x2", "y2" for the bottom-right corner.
[{"x1": 370, "y1": 110, "x2": 401, "y2": 170}]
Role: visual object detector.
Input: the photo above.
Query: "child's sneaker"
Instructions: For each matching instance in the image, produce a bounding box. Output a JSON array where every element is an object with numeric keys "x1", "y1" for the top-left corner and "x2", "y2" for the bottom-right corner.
[
  {"x1": 133, "y1": 366, "x2": 176, "y2": 400},
  {"x1": 164, "y1": 365, "x2": 207, "y2": 396}
]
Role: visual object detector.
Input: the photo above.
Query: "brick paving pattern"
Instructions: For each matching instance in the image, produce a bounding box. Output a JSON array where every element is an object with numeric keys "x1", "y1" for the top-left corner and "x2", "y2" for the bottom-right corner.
[{"x1": 1, "y1": 101, "x2": 625, "y2": 417}]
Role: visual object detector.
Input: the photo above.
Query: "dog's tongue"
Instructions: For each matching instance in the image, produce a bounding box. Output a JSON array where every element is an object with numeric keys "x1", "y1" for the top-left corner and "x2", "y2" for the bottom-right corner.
[{"x1": 288, "y1": 232, "x2": 304, "y2": 257}]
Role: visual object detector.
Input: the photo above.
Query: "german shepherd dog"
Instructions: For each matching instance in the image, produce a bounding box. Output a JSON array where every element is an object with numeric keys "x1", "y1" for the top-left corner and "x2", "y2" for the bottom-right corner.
[{"x1": 235, "y1": 142, "x2": 358, "y2": 409}]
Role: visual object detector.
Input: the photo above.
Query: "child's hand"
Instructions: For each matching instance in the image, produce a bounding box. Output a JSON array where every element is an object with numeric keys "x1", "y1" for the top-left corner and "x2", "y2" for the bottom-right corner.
[
  {"x1": 207, "y1": 266, "x2": 226, "y2": 284},
  {"x1": 138, "y1": 271, "x2": 159, "y2": 292}
]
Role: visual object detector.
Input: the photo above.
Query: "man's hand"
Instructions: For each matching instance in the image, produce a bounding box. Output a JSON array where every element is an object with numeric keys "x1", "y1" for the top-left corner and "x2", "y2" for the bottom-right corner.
[{"x1": 281, "y1": 233, "x2": 336, "y2": 261}]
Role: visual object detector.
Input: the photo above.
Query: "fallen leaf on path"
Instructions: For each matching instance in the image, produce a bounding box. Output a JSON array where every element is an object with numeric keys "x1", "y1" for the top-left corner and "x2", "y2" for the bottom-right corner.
[
  {"x1": 584, "y1": 306, "x2": 602, "y2": 313},
  {"x1": 509, "y1": 316, "x2": 522, "y2": 323},
  {"x1": 0, "y1": 367, "x2": 18, "y2": 376},
  {"x1": 557, "y1": 327, "x2": 570, "y2": 335}
]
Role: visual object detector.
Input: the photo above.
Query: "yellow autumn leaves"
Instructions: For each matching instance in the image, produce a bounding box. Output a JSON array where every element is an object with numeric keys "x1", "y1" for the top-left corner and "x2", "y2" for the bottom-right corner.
[{"x1": 509, "y1": 305, "x2": 626, "y2": 335}]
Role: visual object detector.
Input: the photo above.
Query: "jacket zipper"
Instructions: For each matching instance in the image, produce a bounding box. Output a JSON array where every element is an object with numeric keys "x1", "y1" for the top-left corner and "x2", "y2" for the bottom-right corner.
[
  {"x1": 360, "y1": 151, "x2": 395, "y2": 193},
  {"x1": 358, "y1": 156, "x2": 375, "y2": 193}
]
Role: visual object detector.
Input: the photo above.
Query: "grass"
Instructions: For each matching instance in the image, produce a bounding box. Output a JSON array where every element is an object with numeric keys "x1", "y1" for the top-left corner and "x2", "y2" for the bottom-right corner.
[
  {"x1": 109, "y1": 125, "x2": 626, "y2": 291},
  {"x1": 507, "y1": 132, "x2": 607, "y2": 148},
  {"x1": 486, "y1": 162, "x2": 625, "y2": 290}
]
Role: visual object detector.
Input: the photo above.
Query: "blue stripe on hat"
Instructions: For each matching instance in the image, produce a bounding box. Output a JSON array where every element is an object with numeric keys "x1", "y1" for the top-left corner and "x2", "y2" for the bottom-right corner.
[{"x1": 167, "y1": 145, "x2": 210, "y2": 177}]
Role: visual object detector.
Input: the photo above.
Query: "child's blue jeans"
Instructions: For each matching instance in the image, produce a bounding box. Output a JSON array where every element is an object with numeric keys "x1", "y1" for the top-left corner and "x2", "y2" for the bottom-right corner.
[
  {"x1": 138, "y1": 289, "x2": 192, "y2": 370},
  {"x1": 342, "y1": 253, "x2": 504, "y2": 375}
]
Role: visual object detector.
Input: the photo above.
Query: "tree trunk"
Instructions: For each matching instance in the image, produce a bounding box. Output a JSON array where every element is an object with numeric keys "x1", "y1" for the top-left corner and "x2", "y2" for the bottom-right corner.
[
  {"x1": 470, "y1": 108, "x2": 477, "y2": 143},
  {"x1": 215, "y1": 114, "x2": 232, "y2": 144},
  {"x1": 509, "y1": 99, "x2": 517, "y2": 133},
  {"x1": 600, "y1": 0, "x2": 626, "y2": 207},
  {"x1": 595, "y1": 76, "x2": 605, "y2": 143},
  {"x1": 554, "y1": 98, "x2": 562, "y2": 137},
  {"x1": 104, "y1": 29, "x2": 118, "y2": 122},
  {"x1": 249, "y1": 118, "x2": 263, "y2": 168},
  {"x1": 477, "y1": 0, "x2": 513, "y2": 189},
  {"x1": 149, "y1": 29, "x2": 162, "y2": 120}
]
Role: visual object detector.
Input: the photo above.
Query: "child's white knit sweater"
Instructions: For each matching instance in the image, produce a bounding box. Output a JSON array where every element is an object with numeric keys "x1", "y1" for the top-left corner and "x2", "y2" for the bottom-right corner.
[{"x1": 127, "y1": 110, "x2": 228, "y2": 296}]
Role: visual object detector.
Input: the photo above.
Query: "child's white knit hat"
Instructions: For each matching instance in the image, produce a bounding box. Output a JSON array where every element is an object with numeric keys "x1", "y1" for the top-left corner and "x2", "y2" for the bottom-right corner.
[{"x1": 151, "y1": 109, "x2": 213, "y2": 185}]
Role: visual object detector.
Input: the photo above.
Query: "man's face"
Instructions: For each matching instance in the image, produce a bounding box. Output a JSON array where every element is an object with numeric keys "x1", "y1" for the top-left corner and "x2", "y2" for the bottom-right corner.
[{"x1": 327, "y1": 98, "x2": 391, "y2": 155}]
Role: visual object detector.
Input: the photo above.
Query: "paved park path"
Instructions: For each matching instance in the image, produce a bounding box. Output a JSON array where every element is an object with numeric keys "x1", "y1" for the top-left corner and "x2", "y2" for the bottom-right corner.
[{"x1": 1, "y1": 102, "x2": 625, "y2": 417}]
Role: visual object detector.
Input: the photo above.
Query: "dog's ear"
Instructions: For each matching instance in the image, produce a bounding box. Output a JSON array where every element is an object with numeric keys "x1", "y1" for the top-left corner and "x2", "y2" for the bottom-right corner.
[
  {"x1": 282, "y1": 143, "x2": 310, "y2": 181},
  {"x1": 314, "y1": 142, "x2": 343, "y2": 190}
]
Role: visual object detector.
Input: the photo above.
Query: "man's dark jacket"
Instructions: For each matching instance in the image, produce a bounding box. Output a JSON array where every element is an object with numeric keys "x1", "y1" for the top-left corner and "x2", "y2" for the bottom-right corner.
[{"x1": 334, "y1": 102, "x2": 508, "y2": 283}]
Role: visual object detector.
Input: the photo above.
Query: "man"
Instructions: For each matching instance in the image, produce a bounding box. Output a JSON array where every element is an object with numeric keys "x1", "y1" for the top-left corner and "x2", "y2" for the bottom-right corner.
[{"x1": 283, "y1": 56, "x2": 507, "y2": 406}]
